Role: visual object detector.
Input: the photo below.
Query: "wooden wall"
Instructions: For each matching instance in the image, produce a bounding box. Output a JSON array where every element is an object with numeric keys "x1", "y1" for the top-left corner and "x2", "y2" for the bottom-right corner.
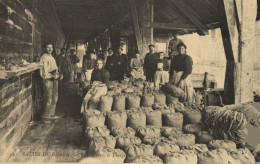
[{"x1": 0, "y1": 0, "x2": 65, "y2": 161}]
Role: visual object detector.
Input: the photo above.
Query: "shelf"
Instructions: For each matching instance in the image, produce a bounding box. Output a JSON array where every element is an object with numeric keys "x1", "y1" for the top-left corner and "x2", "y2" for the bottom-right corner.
[{"x1": 0, "y1": 63, "x2": 43, "y2": 80}]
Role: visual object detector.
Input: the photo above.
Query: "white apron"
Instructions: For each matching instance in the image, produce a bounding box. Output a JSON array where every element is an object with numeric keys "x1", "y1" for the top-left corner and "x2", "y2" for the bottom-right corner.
[{"x1": 172, "y1": 71, "x2": 194, "y2": 104}]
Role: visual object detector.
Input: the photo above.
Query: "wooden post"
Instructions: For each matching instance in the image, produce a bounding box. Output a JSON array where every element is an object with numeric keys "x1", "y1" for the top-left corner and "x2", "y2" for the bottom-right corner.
[
  {"x1": 239, "y1": 0, "x2": 257, "y2": 103},
  {"x1": 139, "y1": 0, "x2": 153, "y2": 56},
  {"x1": 129, "y1": 0, "x2": 143, "y2": 55},
  {"x1": 221, "y1": 0, "x2": 257, "y2": 104},
  {"x1": 150, "y1": 0, "x2": 154, "y2": 44}
]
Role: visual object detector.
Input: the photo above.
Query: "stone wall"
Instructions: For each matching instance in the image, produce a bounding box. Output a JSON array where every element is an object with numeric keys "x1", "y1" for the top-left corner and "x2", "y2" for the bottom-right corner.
[{"x1": 0, "y1": 0, "x2": 65, "y2": 161}]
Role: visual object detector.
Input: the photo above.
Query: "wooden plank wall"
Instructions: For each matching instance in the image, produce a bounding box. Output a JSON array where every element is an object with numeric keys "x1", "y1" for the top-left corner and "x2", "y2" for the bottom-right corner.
[
  {"x1": 0, "y1": 0, "x2": 33, "y2": 62},
  {"x1": 0, "y1": 0, "x2": 65, "y2": 161}
]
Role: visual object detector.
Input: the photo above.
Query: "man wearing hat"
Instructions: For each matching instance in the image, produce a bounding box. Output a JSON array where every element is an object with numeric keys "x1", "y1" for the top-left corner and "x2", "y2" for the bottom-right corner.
[{"x1": 144, "y1": 44, "x2": 159, "y2": 82}]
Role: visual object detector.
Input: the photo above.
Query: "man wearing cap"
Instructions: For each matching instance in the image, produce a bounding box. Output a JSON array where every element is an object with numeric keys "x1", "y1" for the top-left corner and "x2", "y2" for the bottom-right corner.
[{"x1": 144, "y1": 44, "x2": 159, "y2": 82}]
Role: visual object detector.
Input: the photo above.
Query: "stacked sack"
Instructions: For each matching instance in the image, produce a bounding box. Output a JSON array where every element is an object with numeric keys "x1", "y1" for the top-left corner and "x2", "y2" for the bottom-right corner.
[{"x1": 80, "y1": 79, "x2": 257, "y2": 163}]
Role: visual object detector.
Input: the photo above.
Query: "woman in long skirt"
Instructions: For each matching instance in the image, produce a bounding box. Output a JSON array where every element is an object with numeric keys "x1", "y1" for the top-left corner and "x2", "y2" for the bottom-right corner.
[{"x1": 169, "y1": 43, "x2": 194, "y2": 104}]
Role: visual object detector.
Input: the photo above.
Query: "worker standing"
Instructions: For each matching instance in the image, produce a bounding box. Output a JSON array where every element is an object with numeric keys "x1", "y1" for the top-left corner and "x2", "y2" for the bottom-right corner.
[
  {"x1": 168, "y1": 33, "x2": 183, "y2": 58},
  {"x1": 40, "y1": 42, "x2": 63, "y2": 124},
  {"x1": 154, "y1": 52, "x2": 170, "y2": 89},
  {"x1": 144, "y1": 44, "x2": 159, "y2": 82},
  {"x1": 108, "y1": 47, "x2": 128, "y2": 82},
  {"x1": 116, "y1": 47, "x2": 129, "y2": 82},
  {"x1": 56, "y1": 48, "x2": 71, "y2": 95},
  {"x1": 69, "y1": 49, "x2": 80, "y2": 82},
  {"x1": 169, "y1": 42, "x2": 194, "y2": 104},
  {"x1": 82, "y1": 52, "x2": 97, "y2": 81}
]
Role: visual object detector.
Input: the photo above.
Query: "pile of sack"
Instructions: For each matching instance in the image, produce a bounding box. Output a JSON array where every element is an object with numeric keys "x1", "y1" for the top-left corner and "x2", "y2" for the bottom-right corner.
[{"x1": 79, "y1": 79, "x2": 258, "y2": 163}]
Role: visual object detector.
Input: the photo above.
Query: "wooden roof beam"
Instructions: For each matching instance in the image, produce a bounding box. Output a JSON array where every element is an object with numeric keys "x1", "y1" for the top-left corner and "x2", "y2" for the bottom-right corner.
[
  {"x1": 144, "y1": 21, "x2": 220, "y2": 30},
  {"x1": 144, "y1": 21, "x2": 196, "y2": 30},
  {"x1": 167, "y1": 0, "x2": 208, "y2": 35}
]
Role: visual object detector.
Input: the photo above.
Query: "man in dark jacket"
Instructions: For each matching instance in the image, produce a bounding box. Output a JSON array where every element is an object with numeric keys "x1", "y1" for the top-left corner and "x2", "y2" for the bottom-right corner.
[
  {"x1": 56, "y1": 48, "x2": 71, "y2": 94},
  {"x1": 144, "y1": 44, "x2": 159, "y2": 82},
  {"x1": 107, "y1": 47, "x2": 128, "y2": 82},
  {"x1": 91, "y1": 59, "x2": 110, "y2": 83}
]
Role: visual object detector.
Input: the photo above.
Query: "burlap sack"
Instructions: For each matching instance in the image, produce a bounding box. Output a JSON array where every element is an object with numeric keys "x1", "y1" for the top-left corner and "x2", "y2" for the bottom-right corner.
[
  {"x1": 163, "y1": 112, "x2": 183, "y2": 129},
  {"x1": 183, "y1": 123, "x2": 204, "y2": 134},
  {"x1": 146, "y1": 110, "x2": 162, "y2": 127},
  {"x1": 110, "y1": 127, "x2": 135, "y2": 137},
  {"x1": 154, "y1": 140, "x2": 180, "y2": 158},
  {"x1": 208, "y1": 140, "x2": 237, "y2": 152},
  {"x1": 164, "y1": 150, "x2": 198, "y2": 164},
  {"x1": 131, "y1": 155, "x2": 163, "y2": 164},
  {"x1": 107, "y1": 111, "x2": 127, "y2": 129},
  {"x1": 116, "y1": 135, "x2": 142, "y2": 149},
  {"x1": 137, "y1": 125, "x2": 161, "y2": 138},
  {"x1": 154, "y1": 92, "x2": 166, "y2": 105},
  {"x1": 112, "y1": 94, "x2": 125, "y2": 112},
  {"x1": 99, "y1": 95, "x2": 113, "y2": 113},
  {"x1": 84, "y1": 126, "x2": 110, "y2": 144},
  {"x1": 88, "y1": 136, "x2": 116, "y2": 155},
  {"x1": 180, "y1": 144, "x2": 209, "y2": 154},
  {"x1": 196, "y1": 131, "x2": 214, "y2": 144},
  {"x1": 83, "y1": 110, "x2": 105, "y2": 128},
  {"x1": 169, "y1": 134, "x2": 196, "y2": 147},
  {"x1": 127, "y1": 110, "x2": 146, "y2": 130},
  {"x1": 228, "y1": 148, "x2": 255, "y2": 164},
  {"x1": 161, "y1": 126, "x2": 183, "y2": 138},
  {"x1": 141, "y1": 94, "x2": 155, "y2": 107},
  {"x1": 183, "y1": 109, "x2": 202, "y2": 124},
  {"x1": 124, "y1": 144, "x2": 154, "y2": 162},
  {"x1": 126, "y1": 94, "x2": 141, "y2": 109}
]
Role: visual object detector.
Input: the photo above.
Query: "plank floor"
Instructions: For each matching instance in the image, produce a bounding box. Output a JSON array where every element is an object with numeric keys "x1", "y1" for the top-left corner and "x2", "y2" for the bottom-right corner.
[{"x1": 8, "y1": 85, "x2": 86, "y2": 163}]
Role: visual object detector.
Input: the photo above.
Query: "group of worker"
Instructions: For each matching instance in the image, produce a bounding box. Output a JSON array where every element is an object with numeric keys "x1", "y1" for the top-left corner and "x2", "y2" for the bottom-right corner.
[{"x1": 38, "y1": 33, "x2": 194, "y2": 124}]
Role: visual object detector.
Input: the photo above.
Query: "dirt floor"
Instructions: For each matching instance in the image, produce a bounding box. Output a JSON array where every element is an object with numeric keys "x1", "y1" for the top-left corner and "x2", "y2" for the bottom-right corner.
[
  {"x1": 7, "y1": 85, "x2": 260, "y2": 162},
  {"x1": 8, "y1": 86, "x2": 86, "y2": 163}
]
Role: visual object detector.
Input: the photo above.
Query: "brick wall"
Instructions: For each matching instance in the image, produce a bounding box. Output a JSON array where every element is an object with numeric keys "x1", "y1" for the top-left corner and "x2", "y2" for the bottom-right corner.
[{"x1": 0, "y1": 0, "x2": 65, "y2": 161}]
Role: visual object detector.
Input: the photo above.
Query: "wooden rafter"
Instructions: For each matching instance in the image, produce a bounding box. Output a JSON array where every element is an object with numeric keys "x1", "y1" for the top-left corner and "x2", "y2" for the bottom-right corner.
[
  {"x1": 144, "y1": 21, "x2": 197, "y2": 30},
  {"x1": 167, "y1": 0, "x2": 208, "y2": 35}
]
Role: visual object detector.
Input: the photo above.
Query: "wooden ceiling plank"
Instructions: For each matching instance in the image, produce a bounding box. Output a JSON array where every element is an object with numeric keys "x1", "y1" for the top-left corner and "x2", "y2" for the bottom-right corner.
[{"x1": 167, "y1": 0, "x2": 208, "y2": 35}]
